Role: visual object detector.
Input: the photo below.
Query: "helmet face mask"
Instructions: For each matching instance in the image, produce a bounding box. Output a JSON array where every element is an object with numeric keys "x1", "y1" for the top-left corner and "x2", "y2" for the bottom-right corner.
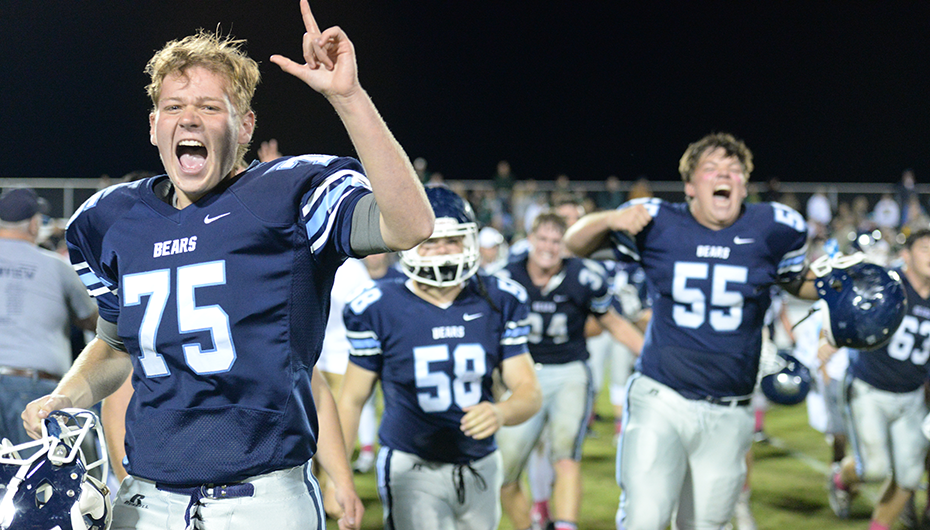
[
  {"x1": 0, "y1": 409, "x2": 111, "y2": 530},
  {"x1": 401, "y1": 186, "x2": 479, "y2": 288}
]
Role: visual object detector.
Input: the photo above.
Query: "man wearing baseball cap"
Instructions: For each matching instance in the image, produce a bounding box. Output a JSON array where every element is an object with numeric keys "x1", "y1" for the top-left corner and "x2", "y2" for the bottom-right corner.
[
  {"x1": 0, "y1": 188, "x2": 49, "y2": 222},
  {"x1": 0, "y1": 188, "x2": 97, "y2": 445}
]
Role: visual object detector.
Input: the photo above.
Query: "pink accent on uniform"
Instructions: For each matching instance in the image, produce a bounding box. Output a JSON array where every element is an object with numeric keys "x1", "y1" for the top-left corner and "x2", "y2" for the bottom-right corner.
[
  {"x1": 868, "y1": 520, "x2": 889, "y2": 530},
  {"x1": 554, "y1": 521, "x2": 577, "y2": 530},
  {"x1": 833, "y1": 472, "x2": 848, "y2": 491}
]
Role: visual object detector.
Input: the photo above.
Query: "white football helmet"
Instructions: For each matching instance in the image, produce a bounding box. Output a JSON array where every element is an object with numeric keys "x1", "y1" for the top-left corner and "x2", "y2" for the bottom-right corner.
[
  {"x1": 0, "y1": 409, "x2": 111, "y2": 530},
  {"x1": 400, "y1": 186, "x2": 480, "y2": 287}
]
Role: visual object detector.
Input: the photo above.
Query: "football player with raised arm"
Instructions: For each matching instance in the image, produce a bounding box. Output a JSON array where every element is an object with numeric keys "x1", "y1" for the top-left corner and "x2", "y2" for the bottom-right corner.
[
  {"x1": 21, "y1": 2, "x2": 434, "y2": 529},
  {"x1": 564, "y1": 132, "x2": 820, "y2": 530},
  {"x1": 823, "y1": 229, "x2": 930, "y2": 530},
  {"x1": 496, "y1": 212, "x2": 645, "y2": 530},
  {"x1": 338, "y1": 186, "x2": 542, "y2": 530}
]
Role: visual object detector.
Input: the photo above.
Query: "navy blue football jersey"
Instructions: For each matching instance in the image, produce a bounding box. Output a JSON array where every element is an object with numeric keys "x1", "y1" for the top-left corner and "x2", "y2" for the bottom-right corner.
[
  {"x1": 849, "y1": 270, "x2": 930, "y2": 393},
  {"x1": 344, "y1": 275, "x2": 530, "y2": 464},
  {"x1": 382, "y1": 261, "x2": 408, "y2": 281},
  {"x1": 499, "y1": 257, "x2": 612, "y2": 364},
  {"x1": 603, "y1": 260, "x2": 650, "y2": 319},
  {"x1": 610, "y1": 198, "x2": 808, "y2": 399},
  {"x1": 66, "y1": 155, "x2": 372, "y2": 485}
]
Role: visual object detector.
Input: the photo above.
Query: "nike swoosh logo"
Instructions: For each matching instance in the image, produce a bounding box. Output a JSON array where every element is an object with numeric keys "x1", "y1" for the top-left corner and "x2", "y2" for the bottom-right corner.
[
  {"x1": 204, "y1": 212, "x2": 231, "y2": 224},
  {"x1": 733, "y1": 236, "x2": 755, "y2": 245},
  {"x1": 463, "y1": 313, "x2": 484, "y2": 321}
]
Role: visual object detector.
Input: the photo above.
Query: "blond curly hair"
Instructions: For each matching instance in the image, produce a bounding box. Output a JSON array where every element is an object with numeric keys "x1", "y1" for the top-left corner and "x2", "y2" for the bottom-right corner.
[
  {"x1": 678, "y1": 132, "x2": 754, "y2": 183},
  {"x1": 145, "y1": 29, "x2": 261, "y2": 170}
]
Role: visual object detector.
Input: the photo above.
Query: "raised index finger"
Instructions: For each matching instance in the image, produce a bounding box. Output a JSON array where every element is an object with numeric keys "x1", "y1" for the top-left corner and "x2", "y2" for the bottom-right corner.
[{"x1": 300, "y1": 0, "x2": 322, "y2": 36}]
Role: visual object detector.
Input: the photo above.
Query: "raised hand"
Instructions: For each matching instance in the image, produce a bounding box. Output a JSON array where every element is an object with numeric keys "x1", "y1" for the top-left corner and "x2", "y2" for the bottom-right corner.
[
  {"x1": 610, "y1": 204, "x2": 653, "y2": 236},
  {"x1": 270, "y1": 0, "x2": 360, "y2": 100},
  {"x1": 257, "y1": 138, "x2": 283, "y2": 163}
]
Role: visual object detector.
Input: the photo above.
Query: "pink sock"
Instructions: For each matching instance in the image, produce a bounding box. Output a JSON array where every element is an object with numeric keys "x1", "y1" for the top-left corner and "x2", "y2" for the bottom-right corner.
[
  {"x1": 615, "y1": 419, "x2": 622, "y2": 435},
  {"x1": 833, "y1": 472, "x2": 847, "y2": 491},
  {"x1": 532, "y1": 500, "x2": 550, "y2": 521},
  {"x1": 361, "y1": 444, "x2": 373, "y2": 453},
  {"x1": 868, "y1": 520, "x2": 889, "y2": 530},
  {"x1": 554, "y1": 522, "x2": 577, "y2": 530},
  {"x1": 754, "y1": 408, "x2": 765, "y2": 432}
]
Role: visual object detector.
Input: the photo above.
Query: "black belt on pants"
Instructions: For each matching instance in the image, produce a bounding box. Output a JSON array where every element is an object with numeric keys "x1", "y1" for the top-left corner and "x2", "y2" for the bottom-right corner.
[
  {"x1": 0, "y1": 366, "x2": 59, "y2": 381},
  {"x1": 700, "y1": 395, "x2": 752, "y2": 407}
]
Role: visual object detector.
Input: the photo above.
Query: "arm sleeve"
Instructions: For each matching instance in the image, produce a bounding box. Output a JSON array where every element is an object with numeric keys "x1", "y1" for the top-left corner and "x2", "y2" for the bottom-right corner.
[
  {"x1": 349, "y1": 193, "x2": 392, "y2": 256},
  {"x1": 96, "y1": 316, "x2": 127, "y2": 353}
]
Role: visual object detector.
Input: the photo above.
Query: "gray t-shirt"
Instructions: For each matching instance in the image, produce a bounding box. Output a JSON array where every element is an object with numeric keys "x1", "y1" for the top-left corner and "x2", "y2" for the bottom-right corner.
[{"x1": 0, "y1": 239, "x2": 96, "y2": 375}]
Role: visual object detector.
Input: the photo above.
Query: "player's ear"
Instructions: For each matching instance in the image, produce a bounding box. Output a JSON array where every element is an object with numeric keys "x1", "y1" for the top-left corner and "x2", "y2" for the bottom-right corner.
[
  {"x1": 684, "y1": 180, "x2": 696, "y2": 199},
  {"x1": 238, "y1": 111, "x2": 255, "y2": 145},
  {"x1": 149, "y1": 113, "x2": 157, "y2": 146},
  {"x1": 29, "y1": 214, "x2": 41, "y2": 237}
]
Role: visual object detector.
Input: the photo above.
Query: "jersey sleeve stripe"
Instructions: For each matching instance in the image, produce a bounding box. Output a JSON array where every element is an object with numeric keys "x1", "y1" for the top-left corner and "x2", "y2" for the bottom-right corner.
[
  {"x1": 348, "y1": 336, "x2": 380, "y2": 348},
  {"x1": 302, "y1": 170, "x2": 372, "y2": 253},
  {"x1": 610, "y1": 233, "x2": 641, "y2": 262},
  {"x1": 590, "y1": 292, "x2": 612, "y2": 313},
  {"x1": 777, "y1": 244, "x2": 809, "y2": 277},
  {"x1": 348, "y1": 347, "x2": 382, "y2": 356},
  {"x1": 346, "y1": 330, "x2": 378, "y2": 340},
  {"x1": 346, "y1": 329, "x2": 382, "y2": 354},
  {"x1": 89, "y1": 285, "x2": 116, "y2": 297},
  {"x1": 502, "y1": 319, "x2": 531, "y2": 344},
  {"x1": 73, "y1": 262, "x2": 115, "y2": 297}
]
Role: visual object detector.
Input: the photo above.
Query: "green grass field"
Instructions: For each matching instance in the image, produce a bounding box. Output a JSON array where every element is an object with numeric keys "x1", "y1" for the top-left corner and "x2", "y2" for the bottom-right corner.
[{"x1": 328, "y1": 390, "x2": 919, "y2": 529}]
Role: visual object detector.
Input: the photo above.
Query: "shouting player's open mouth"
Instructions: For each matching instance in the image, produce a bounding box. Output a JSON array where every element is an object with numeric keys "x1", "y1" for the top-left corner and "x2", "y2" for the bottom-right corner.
[
  {"x1": 713, "y1": 184, "x2": 732, "y2": 204},
  {"x1": 177, "y1": 140, "x2": 208, "y2": 174}
]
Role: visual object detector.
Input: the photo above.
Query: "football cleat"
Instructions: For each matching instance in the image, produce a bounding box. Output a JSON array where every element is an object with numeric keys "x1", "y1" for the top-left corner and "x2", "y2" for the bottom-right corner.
[{"x1": 827, "y1": 464, "x2": 851, "y2": 519}]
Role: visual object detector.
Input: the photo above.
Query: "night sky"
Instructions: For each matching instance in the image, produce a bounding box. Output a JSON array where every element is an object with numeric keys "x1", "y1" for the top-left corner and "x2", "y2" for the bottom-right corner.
[{"x1": 4, "y1": 1, "x2": 929, "y2": 185}]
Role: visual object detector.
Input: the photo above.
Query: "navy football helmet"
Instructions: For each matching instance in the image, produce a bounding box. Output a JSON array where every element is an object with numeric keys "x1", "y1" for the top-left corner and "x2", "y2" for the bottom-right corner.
[
  {"x1": 760, "y1": 350, "x2": 812, "y2": 406},
  {"x1": 848, "y1": 229, "x2": 891, "y2": 266},
  {"x1": 0, "y1": 409, "x2": 111, "y2": 530},
  {"x1": 400, "y1": 185, "x2": 480, "y2": 287},
  {"x1": 812, "y1": 254, "x2": 907, "y2": 350}
]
